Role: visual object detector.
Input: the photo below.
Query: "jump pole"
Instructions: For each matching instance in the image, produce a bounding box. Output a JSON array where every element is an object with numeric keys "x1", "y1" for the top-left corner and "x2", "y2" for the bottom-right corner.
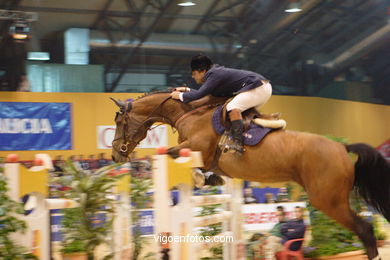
[
  {"x1": 4, "y1": 154, "x2": 131, "y2": 260},
  {"x1": 152, "y1": 150, "x2": 243, "y2": 260}
]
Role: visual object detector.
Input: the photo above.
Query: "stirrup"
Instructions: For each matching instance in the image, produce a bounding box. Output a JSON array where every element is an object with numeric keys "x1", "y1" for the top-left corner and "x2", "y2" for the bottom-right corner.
[{"x1": 230, "y1": 142, "x2": 244, "y2": 156}]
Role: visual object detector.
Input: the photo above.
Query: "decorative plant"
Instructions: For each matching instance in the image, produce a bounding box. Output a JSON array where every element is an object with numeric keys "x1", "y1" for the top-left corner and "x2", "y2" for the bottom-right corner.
[
  {"x1": 54, "y1": 161, "x2": 126, "y2": 260},
  {"x1": 198, "y1": 186, "x2": 223, "y2": 260},
  {"x1": 130, "y1": 168, "x2": 154, "y2": 260},
  {"x1": 324, "y1": 135, "x2": 349, "y2": 144},
  {"x1": 372, "y1": 215, "x2": 387, "y2": 241},
  {"x1": 305, "y1": 203, "x2": 363, "y2": 258},
  {"x1": 0, "y1": 171, "x2": 37, "y2": 259}
]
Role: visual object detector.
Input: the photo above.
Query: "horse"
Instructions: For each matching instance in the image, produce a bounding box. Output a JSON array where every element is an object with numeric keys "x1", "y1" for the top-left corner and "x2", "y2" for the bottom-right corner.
[{"x1": 111, "y1": 90, "x2": 390, "y2": 260}]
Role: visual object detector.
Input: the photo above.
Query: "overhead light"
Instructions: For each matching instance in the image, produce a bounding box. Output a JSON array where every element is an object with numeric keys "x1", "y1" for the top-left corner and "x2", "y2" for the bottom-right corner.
[
  {"x1": 27, "y1": 52, "x2": 50, "y2": 61},
  {"x1": 9, "y1": 21, "x2": 30, "y2": 41},
  {"x1": 178, "y1": 1, "x2": 196, "y2": 7},
  {"x1": 285, "y1": 1, "x2": 302, "y2": 13}
]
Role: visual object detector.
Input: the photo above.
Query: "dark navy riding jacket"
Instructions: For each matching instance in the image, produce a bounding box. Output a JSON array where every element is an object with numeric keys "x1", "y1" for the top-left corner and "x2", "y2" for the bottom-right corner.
[
  {"x1": 182, "y1": 65, "x2": 267, "y2": 103},
  {"x1": 280, "y1": 219, "x2": 306, "y2": 251}
]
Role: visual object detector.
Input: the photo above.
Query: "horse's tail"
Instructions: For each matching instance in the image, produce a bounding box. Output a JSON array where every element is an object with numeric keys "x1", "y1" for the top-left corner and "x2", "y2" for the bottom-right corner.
[{"x1": 346, "y1": 143, "x2": 390, "y2": 221}]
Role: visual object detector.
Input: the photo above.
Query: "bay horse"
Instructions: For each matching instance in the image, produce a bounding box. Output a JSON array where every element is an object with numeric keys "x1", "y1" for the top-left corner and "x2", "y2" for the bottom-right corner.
[{"x1": 111, "y1": 90, "x2": 390, "y2": 260}]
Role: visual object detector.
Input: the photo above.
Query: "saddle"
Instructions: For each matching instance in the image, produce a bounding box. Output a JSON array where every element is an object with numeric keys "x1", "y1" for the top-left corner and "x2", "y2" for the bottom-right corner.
[
  {"x1": 220, "y1": 103, "x2": 285, "y2": 131},
  {"x1": 189, "y1": 95, "x2": 286, "y2": 131}
]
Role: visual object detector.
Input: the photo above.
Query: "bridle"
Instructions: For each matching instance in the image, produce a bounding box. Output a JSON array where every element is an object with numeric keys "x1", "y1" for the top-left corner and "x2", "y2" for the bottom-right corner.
[{"x1": 112, "y1": 96, "x2": 173, "y2": 157}]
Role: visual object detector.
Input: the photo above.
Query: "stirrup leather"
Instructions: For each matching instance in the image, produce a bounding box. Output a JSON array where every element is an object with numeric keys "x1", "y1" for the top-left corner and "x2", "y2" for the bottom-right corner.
[{"x1": 218, "y1": 131, "x2": 245, "y2": 155}]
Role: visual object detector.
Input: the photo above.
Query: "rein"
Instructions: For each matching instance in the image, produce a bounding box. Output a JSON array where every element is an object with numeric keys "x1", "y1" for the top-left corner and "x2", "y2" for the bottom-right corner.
[
  {"x1": 174, "y1": 103, "x2": 221, "y2": 128},
  {"x1": 113, "y1": 96, "x2": 172, "y2": 156},
  {"x1": 174, "y1": 105, "x2": 213, "y2": 128},
  {"x1": 114, "y1": 95, "x2": 226, "y2": 172},
  {"x1": 174, "y1": 103, "x2": 228, "y2": 175}
]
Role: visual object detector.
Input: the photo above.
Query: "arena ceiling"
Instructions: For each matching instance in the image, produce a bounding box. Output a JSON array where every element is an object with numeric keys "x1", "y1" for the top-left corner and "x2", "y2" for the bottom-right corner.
[{"x1": 0, "y1": 0, "x2": 389, "y2": 100}]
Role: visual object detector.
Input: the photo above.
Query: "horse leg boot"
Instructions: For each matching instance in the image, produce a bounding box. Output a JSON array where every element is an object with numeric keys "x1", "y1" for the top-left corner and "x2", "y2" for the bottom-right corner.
[
  {"x1": 167, "y1": 141, "x2": 223, "y2": 187},
  {"x1": 229, "y1": 109, "x2": 244, "y2": 156},
  {"x1": 167, "y1": 140, "x2": 191, "y2": 158}
]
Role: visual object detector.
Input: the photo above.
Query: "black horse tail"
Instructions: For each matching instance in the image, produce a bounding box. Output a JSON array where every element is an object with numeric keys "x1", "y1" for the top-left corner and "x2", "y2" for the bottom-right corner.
[{"x1": 346, "y1": 143, "x2": 390, "y2": 221}]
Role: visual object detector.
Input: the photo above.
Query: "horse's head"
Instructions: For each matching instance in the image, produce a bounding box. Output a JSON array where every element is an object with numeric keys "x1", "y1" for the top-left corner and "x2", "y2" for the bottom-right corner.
[
  {"x1": 110, "y1": 98, "x2": 150, "y2": 162},
  {"x1": 110, "y1": 91, "x2": 187, "y2": 162}
]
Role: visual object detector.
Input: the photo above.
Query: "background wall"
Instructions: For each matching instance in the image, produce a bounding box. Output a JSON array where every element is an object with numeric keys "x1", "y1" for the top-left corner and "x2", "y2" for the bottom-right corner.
[
  {"x1": 27, "y1": 63, "x2": 104, "y2": 92},
  {"x1": 0, "y1": 92, "x2": 389, "y2": 160}
]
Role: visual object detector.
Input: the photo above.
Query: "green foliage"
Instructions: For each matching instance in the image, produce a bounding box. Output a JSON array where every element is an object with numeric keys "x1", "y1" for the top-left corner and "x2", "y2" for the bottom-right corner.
[
  {"x1": 60, "y1": 239, "x2": 86, "y2": 254},
  {"x1": 324, "y1": 135, "x2": 349, "y2": 144},
  {"x1": 131, "y1": 177, "x2": 153, "y2": 210},
  {"x1": 372, "y1": 215, "x2": 388, "y2": 240},
  {"x1": 305, "y1": 204, "x2": 363, "y2": 257},
  {"x1": 375, "y1": 229, "x2": 387, "y2": 240},
  {"x1": 198, "y1": 186, "x2": 223, "y2": 260},
  {"x1": 0, "y1": 172, "x2": 38, "y2": 259},
  {"x1": 130, "y1": 173, "x2": 155, "y2": 260},
  {"x1": 55, "y1": 161, "x2": 126, "y2": 259}
]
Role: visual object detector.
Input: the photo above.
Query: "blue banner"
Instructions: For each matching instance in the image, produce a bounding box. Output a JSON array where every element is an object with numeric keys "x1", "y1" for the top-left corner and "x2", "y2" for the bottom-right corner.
[
  {"x1": 50, "y1": 211, "x2": 106, "y2": 242},
  {"x1": 133, "y1": 209, "x2": 154, "y2": 236},
  {"x1": 0, "y1": 102, "x2": 72, "y2": 150},
  {"x1": 50, "y1": 213, "x2": 63, "y2": 242}
]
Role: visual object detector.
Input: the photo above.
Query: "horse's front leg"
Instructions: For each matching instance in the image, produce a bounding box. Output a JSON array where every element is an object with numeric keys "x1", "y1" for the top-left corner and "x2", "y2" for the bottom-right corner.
[
  {"x1": 166, "y1": 140, "x2": 207, "y2": 187},
  {"x1": 167, "y1": 140, "x2": 191, "y2": 158},
  {"x1": 167, "y1": 139, "x2": 225, "y2": 186}
]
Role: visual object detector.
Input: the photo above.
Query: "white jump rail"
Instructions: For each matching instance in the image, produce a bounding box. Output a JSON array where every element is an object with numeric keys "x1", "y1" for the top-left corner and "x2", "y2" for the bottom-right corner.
[
  {"x1": 152, "y1": 152, "x2": 243, "y2": 260},
  {"x1": 4, "y1": 156, "x2": 131, "y2": 260}
]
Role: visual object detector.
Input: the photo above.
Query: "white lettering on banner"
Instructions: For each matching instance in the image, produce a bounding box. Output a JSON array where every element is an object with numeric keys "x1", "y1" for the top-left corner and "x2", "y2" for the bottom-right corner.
[
  {"x1": 242, "y1": 202, "x2": 307, "y2": 231},
  {"x1": 97, "y1": 125, "x2": 168, "y2": 149},
  {"x1": 0, "y1": 118, "x2": 53, "y2": 134}
]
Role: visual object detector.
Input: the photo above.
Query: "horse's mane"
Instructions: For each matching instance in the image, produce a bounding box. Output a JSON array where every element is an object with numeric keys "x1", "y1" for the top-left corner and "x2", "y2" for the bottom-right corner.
[
  {"x1": 133, "y1": 88, "x2": 224, "y2": 112},
  {"x1": 135, "y1": 89, "x2": 172, "y2": 100}
]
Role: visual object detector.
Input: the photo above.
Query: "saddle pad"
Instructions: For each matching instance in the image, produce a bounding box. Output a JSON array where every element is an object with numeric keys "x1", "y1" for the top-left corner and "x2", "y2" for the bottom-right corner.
[{"x1": 212, "y1": 106, "x2": 273, "y2": 146}]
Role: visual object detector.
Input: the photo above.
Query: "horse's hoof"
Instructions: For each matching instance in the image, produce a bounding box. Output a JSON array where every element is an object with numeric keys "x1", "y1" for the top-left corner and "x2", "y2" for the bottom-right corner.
[
  {"x1": 192, "y1": 169, "x2": 205, "y2": 188},
  {"x1": 205, "y1": 174, "x2": 225, "y2": 186}
]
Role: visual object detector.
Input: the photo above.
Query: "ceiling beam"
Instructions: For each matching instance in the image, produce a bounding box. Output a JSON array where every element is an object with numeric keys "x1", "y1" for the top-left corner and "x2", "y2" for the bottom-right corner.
[
  {"x1": 19, "y1": 6, "x2": 234, "y2": 22},
  {"x1": 124, "y1": 0, "x2": 139, "y2": 12},
  {"x1": 246, "y1": 0, "x2": 329, "y2": 73},
  {"x1": 209, "y1": 0, "x2": 248, "y2": 17},
  {"x1": 107, "y1": 0, "x2": 175, "y2": 92},
  {"x1": 192, "y1": 0, "x2": 220, "y2": 33},
  {"x1": 91, "y1": 0, "x2": 114, "y2": 28}
]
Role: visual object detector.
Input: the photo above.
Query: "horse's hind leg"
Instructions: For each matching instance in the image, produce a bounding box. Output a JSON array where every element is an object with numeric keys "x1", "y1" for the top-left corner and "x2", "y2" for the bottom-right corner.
[{"x1": 307, "y1": 186, "x2": 379, "y2": 259}]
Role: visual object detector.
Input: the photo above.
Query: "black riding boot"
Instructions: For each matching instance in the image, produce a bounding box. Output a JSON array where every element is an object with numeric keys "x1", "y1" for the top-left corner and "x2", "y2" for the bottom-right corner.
[{"x1": 230, "y1": 119, "x2": 244, "y2": 155}]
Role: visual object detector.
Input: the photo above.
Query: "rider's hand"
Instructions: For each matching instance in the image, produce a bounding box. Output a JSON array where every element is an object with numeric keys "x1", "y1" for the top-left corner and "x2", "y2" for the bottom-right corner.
[
  {"x1": 170, "y1": 91, "x2": 181, "y2": 100},
  {"x1": 174, "y1": 86, "x2": 190, "y2": 92}
]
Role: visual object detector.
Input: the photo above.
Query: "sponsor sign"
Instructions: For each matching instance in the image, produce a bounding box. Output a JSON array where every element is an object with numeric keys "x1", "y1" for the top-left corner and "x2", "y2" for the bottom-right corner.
[
  {"x1": 133, "y1": 209, "x2": 154, "y2": 236},
  {"x1": 0, "y1": 102, "x2": 72, "y2": 150},
  {"x1": 50, "y1": 211, "x2": 106, "y2": 242},
  {"x1": 97, "y1": 125, "x2": 168, "y2": 149},
  {"x1": 242, "y1": 202, "x2": 307, "y2": 231}
]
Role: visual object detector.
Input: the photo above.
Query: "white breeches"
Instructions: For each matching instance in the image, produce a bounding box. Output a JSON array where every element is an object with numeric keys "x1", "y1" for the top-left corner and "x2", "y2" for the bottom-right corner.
[{"x1": 226, "y1": 80, "x2": 272, "y2": 112}]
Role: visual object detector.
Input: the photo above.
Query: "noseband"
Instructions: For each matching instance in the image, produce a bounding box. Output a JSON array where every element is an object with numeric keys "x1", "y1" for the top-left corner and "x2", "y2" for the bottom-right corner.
[
  {"x1": 115, "y1": 113, "x2": 145, "y2": 154},
  {"x1": 112, "y1": 96, "x2": 173, "y2": 157}
]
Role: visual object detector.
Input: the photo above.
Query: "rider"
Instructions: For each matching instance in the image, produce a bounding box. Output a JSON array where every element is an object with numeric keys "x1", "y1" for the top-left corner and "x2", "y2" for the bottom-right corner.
[{"x1": 170, "y1": 54, "x2": 272, "y2": 155}]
